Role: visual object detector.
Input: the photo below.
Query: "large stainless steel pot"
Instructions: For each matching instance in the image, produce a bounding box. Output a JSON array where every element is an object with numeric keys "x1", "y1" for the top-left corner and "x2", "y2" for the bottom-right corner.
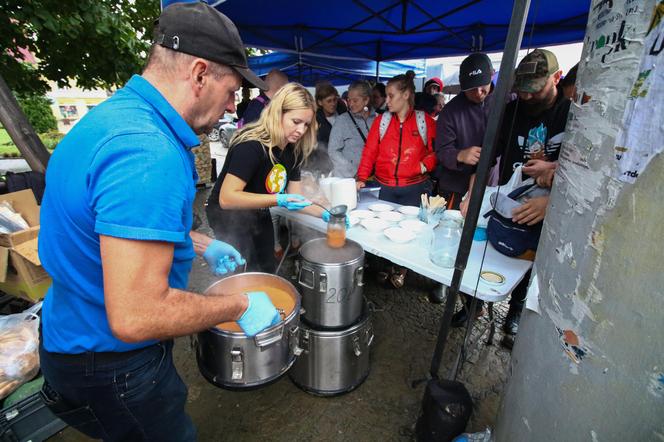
[
  {"x1": 296, "y1": 238, "x2": 364, "y2": 329},
  {"x1": 195, "y1": 273, "x2": 301, "y2": 389},
  {"x1": 289, "y1": 303, "x2": 373, "y2": 395}
]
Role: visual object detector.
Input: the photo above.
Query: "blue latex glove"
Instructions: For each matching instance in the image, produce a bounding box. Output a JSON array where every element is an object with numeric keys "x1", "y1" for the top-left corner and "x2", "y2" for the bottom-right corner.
[
  {"x1": 203, "y1": 240, "x2": 246, "y2": 276},
  {"x1": 237, "y1": 292, "x2": 281, "y2": 337},
  {"x1": 276, "y1": 193, "x2": 311, "y2": 211},
  {"x1": 322, "y1": 211, "x2": 350, "y2": 229}
]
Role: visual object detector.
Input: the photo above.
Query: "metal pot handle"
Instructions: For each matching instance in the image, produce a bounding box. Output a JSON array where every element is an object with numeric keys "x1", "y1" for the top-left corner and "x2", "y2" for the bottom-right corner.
[
  {"x1": 352, "y1": 335, "x2": 362, "y2": 357},
  {"x1": 217, "y1": 261, "x2": 248, "y2": 280},
  {"x1": 298, "y1": 265, "x2": 316, "y2": 289},
  {"x1": 366, "y1": 323, "x2": 374, "y2": 347},
  {"x1": 254, "y1": 323, "x2": 285, "y2": 348},
  {"x1": 354, "y1": 266, "x2": 364, "y2": 287},
  {"x1": 289, "y1": 326, "x2": 304, "y2": 356}
]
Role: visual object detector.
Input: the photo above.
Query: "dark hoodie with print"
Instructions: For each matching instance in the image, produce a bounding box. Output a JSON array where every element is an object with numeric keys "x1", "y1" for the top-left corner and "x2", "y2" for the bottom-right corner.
[{"x1": 495, "y1": 85, "x2": 571, "y2": 185}]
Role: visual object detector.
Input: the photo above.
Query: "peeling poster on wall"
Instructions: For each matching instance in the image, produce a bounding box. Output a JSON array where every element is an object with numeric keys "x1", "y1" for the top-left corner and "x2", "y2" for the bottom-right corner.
[{"x1": 614, "y1": 1, "x2": 664, "y2": 183}]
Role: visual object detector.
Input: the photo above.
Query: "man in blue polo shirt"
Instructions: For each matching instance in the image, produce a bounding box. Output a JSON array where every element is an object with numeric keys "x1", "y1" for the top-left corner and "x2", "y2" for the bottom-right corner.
[{"x1": 37, "y1": 4, "x2": 278, "y2": 441}]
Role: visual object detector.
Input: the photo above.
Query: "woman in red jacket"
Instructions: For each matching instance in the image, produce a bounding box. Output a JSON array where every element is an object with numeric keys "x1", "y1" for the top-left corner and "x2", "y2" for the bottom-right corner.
[
  {"x1": 356, "y1": 71, "x2": 437, "y2": 287},
  {"x1": 356, "y1": 71, "x2": 437, "y2": 206}
]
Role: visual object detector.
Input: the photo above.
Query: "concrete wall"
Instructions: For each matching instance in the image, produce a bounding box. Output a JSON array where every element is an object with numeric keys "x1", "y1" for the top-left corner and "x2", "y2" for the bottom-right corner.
[{"x1": 495, "y1": 0, "x2": 664, "y2": 440}]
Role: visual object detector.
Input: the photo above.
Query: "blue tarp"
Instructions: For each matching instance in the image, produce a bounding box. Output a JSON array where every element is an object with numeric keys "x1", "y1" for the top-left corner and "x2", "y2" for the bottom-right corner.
[
  {"x1": 212, "y1": 0, "x2": 590, "y2": 61},
  {"x1": 247, "y1": 52, "x2": 425, "y2": 86}
]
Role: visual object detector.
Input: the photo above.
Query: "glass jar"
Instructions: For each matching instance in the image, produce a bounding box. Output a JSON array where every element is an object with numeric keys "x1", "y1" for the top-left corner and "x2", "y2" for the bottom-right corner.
[
  {"x1": 429, "y1": 220, "x2": 462, "y2": 268},
  {"x1": 326, "y1": 213, "x2": 346, "y2": 248}
]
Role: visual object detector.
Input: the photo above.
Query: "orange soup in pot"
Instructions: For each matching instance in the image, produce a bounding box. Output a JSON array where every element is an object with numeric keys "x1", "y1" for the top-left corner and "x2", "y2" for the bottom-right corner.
[{"x1": 215, "y1": 285, "x2": 296, "y2": 332}]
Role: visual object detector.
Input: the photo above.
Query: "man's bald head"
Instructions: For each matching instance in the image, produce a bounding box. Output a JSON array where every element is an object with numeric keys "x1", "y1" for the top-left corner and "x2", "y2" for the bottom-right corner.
[{"x1": 265, "y1": 69, "x2": 288, "y2": 97}]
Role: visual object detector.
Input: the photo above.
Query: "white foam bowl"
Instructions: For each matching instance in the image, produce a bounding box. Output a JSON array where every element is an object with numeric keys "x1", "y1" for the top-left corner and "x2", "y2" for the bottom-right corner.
[
  {"x1": 349, "y1": 215, "x2": 360, "y2": 227},
  {"x1": 361, "y1": 218, "x2": 389, "y2": 232},
  {"x1": 378, "y1": 211, "x2": 404, "y2": 223},
  {"x1": 368, "y1": 203, "x2": 394, "y2": 212},
  {"x1": 350, "y1": 209, "x2": 375, "y2": 219},
  {"x1": 398, "y1": 206, "x2": 420, "y2": 217},
  {"x1": 398, "y1": 219, "x2": 427, "y2": 233},
  {"x1": 383, "y1": 227, "x2": 416, "y2": 244}
]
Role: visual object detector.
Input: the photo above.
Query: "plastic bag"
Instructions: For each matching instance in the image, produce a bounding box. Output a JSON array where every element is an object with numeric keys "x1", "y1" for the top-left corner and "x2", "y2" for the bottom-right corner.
[
  {"x1": 0, "y1": 200, "x2": 30, "y2": 233},
  {"x1": 299, "y1": 171, "x2": 330, "y2": 206},
  {"x1": 0, "y1": 302, "x2": 42, "y2": 400},
  {"x1": 452, "y1": 428, "x2": 493, "y2": 441},
  {"x1": 473, "y1": 166, "x2": 527, "y2": 227}
]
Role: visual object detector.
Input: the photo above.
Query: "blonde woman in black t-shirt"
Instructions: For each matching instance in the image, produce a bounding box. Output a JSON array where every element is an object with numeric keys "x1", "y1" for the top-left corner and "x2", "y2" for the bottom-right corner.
[{"x1": 206, "y1": 83, "x2": 326, "y2": 272}]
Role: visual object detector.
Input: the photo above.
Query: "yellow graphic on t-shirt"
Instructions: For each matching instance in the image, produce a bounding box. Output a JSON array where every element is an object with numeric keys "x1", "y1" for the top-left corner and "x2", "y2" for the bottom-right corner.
[{"x1": 265, "y1": 163, "x2": 287, "y2": 194}]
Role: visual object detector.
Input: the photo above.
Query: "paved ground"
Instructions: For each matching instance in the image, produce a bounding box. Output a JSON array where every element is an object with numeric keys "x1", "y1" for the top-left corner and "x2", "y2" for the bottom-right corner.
[{"x1": 51, "y1": 188, "x2": 514, "y2": 441}]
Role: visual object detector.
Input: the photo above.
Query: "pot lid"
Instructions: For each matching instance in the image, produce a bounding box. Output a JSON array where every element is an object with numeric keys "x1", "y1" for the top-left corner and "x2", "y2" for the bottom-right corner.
[{"x1": 299, "y1": 238, "x2": 363, "y2": 265}]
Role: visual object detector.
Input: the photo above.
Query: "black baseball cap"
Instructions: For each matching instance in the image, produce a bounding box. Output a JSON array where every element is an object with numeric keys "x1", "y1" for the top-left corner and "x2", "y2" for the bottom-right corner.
[
  {"x1": 154, "y1": 2, "x2": 267, "y2": 90},
  {"x1": 459, "y1": 53, "x2": 494, "y2": 91}
]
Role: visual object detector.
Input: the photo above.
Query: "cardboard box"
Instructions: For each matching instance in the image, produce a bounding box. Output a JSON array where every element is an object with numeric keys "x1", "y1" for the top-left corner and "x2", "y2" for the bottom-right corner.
[{"x1": 0, "y1": 190, "x2": 51, "y2": 302}]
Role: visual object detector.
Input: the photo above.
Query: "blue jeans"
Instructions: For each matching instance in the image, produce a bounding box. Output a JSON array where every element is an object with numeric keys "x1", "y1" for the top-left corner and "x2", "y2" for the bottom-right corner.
[{"x1": 39, "y1": 340, "x2": 196, "y2": 442}]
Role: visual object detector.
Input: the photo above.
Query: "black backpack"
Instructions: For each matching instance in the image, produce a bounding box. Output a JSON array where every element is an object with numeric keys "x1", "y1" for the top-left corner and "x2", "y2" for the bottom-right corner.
[{"x1": 416, "y1": 378, "x2": 473, "y2": 442}]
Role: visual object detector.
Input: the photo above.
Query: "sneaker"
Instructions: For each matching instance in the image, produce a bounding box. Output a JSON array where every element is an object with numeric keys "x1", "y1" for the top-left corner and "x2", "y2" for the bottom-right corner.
[
  {"x1": 503, "y1": 308, "x2": 522, "y2": 335},
  {"x1": 500, "y1": 335, "x2": 515, "y2": 350},
  {"x1": 428, "y1": 287, "x2": 445, "y2": 304},
  {"x1": 451, "y1": 308, "x2": 469, "y2": 328},
  {"x1": 389, "y1": 267, "x2": 407, "y2": 289},
  {"x1": 451, "y1": 304, "x2": 486, "y2": 328}
]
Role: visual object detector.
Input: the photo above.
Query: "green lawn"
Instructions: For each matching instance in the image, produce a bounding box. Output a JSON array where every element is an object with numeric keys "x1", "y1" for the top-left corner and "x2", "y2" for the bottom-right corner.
[
  {"x1": 0, "y1": 128, "x2": 60, "y2": 157},
  {"x1": 0, "y1": 129, "x2": 20, "y2": 157}
]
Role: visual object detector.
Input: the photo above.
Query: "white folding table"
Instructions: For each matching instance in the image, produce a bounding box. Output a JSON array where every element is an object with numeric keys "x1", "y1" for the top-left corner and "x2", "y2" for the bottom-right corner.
[{"x1": 272, "y1": 192, "x2": 533, "y2": 304}]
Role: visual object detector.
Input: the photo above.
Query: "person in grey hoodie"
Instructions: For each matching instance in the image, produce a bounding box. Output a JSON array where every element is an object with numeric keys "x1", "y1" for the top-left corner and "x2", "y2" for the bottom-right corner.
[{"x1": 328, "y1": 80, "x2": 377, "y2": 177}]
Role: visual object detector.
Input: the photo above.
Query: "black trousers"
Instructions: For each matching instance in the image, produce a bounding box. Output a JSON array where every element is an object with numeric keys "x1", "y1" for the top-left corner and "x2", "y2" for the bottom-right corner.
[
  {"x1": 206, "y1": 206, "x2": 276, "y2": 273},
  {"x1": 437, "y1": 189, "x2": 464, "y2": 210},
  {"x1": 379, "y1": 180, "x2": 433, "y2": 206}
]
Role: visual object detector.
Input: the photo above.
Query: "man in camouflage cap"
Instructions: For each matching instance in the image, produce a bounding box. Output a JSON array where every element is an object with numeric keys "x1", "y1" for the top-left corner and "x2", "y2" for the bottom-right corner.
[
  {"x1": 513, "y1": 48, "x2": 564, "y2": 116},
  {"x1": 461, "y1": 49, "x2": 570, "y2": 343}
]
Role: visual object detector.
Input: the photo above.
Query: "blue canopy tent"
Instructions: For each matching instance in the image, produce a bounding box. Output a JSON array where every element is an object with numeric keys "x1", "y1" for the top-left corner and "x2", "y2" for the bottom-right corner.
[
  {"x1": 207, "y1": 0, "x2": 593, "y2": 386},
  {"x1": 211, "y1": 0, "x2": 590, "y2": 61},
  {"x1": 247, "y1": 52, "x2": 425, "y2": 86}
]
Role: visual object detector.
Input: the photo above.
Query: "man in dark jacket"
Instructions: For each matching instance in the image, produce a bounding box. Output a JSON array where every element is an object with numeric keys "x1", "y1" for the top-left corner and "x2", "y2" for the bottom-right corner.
[
  {"x1": 431, "y1": 53, "x2": 494, "y2": 313},
  {"x1": 235, "y1": 87, "x2": 251, "y2": 120},
  {"x1": 435, "y1": 53, "x2": 494, "y2": 209}
]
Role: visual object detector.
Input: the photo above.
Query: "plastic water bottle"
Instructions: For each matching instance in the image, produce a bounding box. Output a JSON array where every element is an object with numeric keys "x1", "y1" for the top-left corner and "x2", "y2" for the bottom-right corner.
[{"x1": 452, "y1": 428, "x2": 492, "y2": 442}]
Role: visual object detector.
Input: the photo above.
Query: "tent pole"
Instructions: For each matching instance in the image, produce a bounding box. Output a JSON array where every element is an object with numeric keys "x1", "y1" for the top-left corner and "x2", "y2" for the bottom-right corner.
[
  {"x1": 298, "y1": 37, "x2": 304, "y2": 84},
  {"x1": 298, "y1": 59, "x2": 303, "y2": 84},
  {"x1": 375, "y1": 40, "x2": 382, "y2": 82},
  {"x1": 428, "y1": 0, "x2": 532, "y2": 380}
]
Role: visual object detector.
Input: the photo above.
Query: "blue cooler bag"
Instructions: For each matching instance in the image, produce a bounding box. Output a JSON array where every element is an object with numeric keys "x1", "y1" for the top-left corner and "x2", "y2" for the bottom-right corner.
[{"x1": 485, "y1": 183, "x2": 548, "y2": 257}]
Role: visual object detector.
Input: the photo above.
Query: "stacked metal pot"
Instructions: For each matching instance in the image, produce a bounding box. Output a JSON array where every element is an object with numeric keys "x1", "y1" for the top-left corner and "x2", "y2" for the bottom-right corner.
[
  {"x1": 290, "y1": 238, "x2": 373, "y2": 396},
  {"x1": 194, "y1": 238, "x2": 372, "y2": 396},
  {"x1": 195, "y1": 272, "x2": 302, "y2": 389}
]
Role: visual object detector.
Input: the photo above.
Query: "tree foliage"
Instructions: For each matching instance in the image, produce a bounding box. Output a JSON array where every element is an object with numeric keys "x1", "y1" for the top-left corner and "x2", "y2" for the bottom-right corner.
[
  {"x1": 16, "y1": 93, "x2": 57, "y2": 133},
  {"x1": 1, "y1": 0, "x2": 160, "y2": 95},
  {"x1": 246, "y1": 47, "x2": 269, "y2": 57}
]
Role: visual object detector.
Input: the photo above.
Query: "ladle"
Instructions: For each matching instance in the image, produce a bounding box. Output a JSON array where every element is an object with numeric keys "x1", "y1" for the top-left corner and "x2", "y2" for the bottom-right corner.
[{"x1": 310, "y1": 202, "x2": 348, "y2": 217}]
